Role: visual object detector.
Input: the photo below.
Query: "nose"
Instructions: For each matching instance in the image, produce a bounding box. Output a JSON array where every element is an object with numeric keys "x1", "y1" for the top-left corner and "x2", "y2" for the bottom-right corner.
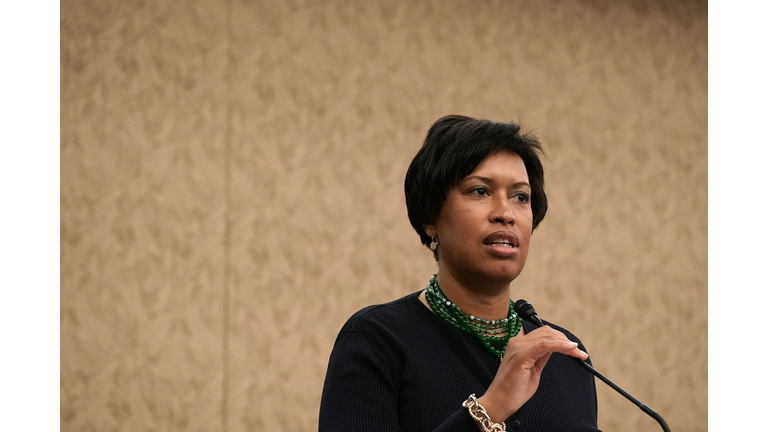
[{"x1": 490, "y1": 196, "x2": 516, "y2": 225}]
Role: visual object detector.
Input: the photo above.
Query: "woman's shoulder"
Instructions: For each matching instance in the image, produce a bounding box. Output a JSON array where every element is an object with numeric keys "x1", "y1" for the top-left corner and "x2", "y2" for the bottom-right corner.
[
  {"x1": 542, "y1": 320, "x2": 579, "y2": 339},
  {"x1": 339, "y1": 291, "x2": 422, "y2": 331},
  {"x1": 331, "y1": 290, "x2": 428, "y2": 348}
]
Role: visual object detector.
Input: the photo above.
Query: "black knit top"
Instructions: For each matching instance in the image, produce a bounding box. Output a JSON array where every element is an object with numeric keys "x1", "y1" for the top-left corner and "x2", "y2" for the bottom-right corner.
[{"x1": 319, "y1": 291, "x2": 600, "y2": 431}]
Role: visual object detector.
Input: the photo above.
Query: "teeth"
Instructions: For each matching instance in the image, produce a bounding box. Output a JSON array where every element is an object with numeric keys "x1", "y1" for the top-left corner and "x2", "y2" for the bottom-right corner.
[{"x1": 489, "y1": 242, "x2": 513, "y2": 247}]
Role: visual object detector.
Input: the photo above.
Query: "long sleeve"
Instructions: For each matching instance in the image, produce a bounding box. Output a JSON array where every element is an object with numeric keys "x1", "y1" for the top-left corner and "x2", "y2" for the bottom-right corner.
[
  {"x1": 319, "y1": 332, "x2": 400, "y2": 431},
  {"x1": 319, "y1": 331, "x2": 479, "y2": 432}
]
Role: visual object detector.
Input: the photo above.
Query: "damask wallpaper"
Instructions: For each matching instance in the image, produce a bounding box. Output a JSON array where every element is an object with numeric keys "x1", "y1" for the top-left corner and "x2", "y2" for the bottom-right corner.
[{"x1": 61, "y1": 0, "x2": 707, "y2": 430}]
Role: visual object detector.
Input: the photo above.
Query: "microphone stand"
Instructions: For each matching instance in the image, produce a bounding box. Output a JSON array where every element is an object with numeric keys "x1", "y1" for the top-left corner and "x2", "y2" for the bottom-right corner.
[{"x1": 526, "y1": 315, "x2": 671, "y2": 432}]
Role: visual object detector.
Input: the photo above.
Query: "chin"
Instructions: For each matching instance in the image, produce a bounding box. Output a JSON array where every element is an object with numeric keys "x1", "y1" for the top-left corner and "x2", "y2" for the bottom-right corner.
[{"x1": 475, "y1": 262, "x2": 525, "y2": 286}]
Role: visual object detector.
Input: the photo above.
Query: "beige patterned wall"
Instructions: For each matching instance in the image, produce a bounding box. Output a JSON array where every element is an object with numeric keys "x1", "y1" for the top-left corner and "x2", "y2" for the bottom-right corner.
[{"x1": 61, "y1": 0, "x2": 707, "y2": 430}]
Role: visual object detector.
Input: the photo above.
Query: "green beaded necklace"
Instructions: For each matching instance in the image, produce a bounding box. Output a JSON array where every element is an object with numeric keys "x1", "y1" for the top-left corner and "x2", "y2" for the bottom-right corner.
[{"x1": 424, "y1": 274, "x2": 522, "y2": 360}]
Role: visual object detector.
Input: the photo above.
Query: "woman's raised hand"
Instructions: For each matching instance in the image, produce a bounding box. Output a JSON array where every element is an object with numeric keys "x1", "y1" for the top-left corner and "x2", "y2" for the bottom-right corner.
[{"x1": 477, "y1": 326, "x2": 589, "y2": 422}]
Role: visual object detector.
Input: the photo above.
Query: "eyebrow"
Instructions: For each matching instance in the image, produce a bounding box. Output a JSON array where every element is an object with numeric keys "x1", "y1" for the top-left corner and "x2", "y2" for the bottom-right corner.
[{"x1": 463, "y1": 175, "x2": 531, "y2": 189}]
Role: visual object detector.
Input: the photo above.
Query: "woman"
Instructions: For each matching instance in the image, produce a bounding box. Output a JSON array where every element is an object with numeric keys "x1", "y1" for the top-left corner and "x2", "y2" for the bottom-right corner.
[{"x1": 319, "y1": 115, "x2": 600, "y2": 431}]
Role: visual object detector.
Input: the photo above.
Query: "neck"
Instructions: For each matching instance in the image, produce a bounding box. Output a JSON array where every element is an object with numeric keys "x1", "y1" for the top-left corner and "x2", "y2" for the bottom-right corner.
[{"x1": 435, "y1": 270, "x2": 511, "y2": 319}]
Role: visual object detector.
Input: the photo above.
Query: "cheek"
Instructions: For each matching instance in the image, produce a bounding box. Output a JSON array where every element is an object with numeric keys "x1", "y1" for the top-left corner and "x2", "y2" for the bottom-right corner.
[
  {"x1": 439, "y1": 213, "x2": 481, "y2": 250},
  {"x1": 443, "y1": 206, "x2": 476, "y2": 230},
  {"x1": 520, "y1": 236, "x2": 532, "y2": 253},
  {"x1": 520, "y1": 212, "x2": 534, "y2": 232}
]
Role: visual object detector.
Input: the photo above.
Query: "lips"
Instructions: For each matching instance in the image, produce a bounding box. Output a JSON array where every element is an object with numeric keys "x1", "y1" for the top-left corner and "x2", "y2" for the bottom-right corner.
[{"x1": 483, "y1": 231, "x2": 520, "y2": 248}]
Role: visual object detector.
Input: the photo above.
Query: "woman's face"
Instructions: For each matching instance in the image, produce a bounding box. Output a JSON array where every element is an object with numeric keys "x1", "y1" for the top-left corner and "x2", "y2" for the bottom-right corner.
[{"x1": 425, "y1": 151, "x2": 534, "y2": 288}]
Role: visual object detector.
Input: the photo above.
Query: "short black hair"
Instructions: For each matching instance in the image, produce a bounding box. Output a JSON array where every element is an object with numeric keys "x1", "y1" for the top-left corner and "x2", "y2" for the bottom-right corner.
[{"x1": 404, "y1": 115, "x2": 548, "y2": 258}]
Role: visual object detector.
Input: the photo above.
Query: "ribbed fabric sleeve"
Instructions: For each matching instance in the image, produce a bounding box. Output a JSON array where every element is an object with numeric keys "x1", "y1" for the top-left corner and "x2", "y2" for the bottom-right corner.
[{"x1": 319, "y1": 292, "x2": 600, "y2": 432}]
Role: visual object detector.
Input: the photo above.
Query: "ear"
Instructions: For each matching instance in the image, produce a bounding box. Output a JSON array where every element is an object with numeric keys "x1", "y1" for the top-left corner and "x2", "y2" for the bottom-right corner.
[{"x1": 423, "y1": 223, "x2": 437, "y2": 238}]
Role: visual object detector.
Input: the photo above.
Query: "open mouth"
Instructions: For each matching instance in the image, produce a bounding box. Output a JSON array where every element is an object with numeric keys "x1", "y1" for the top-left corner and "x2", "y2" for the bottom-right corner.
[
  {"x1": 485, "y1": 240, "x2": 515, "y2": 248},
  {"x1": 483, "y1": 231, "x2": 520, "y2": 248}
]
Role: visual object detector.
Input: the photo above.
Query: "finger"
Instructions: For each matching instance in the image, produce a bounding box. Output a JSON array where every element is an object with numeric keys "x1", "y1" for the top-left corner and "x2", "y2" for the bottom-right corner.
[
  {"x1": 521, "y1": 339, "x2": 584, "y2": 359},
  {"x1": 563, "y1": 344, "x2": 589, "y2": 360},
  {"x1": 553, "y1": 340, "x2": 590, "y2": 359},
  {"x1": 533, "y1": 352, "x2": 552, "y2": 372},
  {"x1": 524, "y1": 328, "x2": 588, "y2": 359}
]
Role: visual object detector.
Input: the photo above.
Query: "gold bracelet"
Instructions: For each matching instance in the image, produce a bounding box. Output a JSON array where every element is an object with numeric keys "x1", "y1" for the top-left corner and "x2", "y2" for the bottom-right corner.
[{"x1": 462, "y1": 394, "x2": 506, "y2": 432}]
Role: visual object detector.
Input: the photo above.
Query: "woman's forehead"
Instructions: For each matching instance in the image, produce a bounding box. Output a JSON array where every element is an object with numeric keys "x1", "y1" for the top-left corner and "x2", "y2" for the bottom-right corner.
[{"x1": 465, "y1": 152, "x2": 528, "y2": 179}]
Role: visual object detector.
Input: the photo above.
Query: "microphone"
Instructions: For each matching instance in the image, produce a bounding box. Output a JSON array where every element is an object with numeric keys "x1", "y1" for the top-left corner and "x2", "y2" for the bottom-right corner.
[
  {"x1": 513, "y1": 299, "x2": 671, "y2": 432},
  {"x1": 512, "y1": 299, "x2": 543, "y2": 327}
]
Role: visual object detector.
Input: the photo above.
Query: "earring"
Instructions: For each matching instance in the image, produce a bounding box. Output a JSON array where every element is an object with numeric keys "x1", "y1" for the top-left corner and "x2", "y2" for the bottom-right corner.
[{"x1": 429, "y1": 237, "x2": 438, "y2": 251}]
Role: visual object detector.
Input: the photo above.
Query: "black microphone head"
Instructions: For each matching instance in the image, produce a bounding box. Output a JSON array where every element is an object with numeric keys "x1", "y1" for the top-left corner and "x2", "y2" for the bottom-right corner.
[{"x1": 514, "y1": 299, "x2": 543, "y2": 326}]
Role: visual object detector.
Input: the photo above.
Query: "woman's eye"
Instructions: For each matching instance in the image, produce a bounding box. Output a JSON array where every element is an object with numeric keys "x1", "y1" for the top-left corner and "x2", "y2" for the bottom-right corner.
[
  {"x1": 470, "y1": 187, "x2": 489, "y2": 196},
  {"x1": 512, "y1": 193, "x2": 530, "y2": 203}
]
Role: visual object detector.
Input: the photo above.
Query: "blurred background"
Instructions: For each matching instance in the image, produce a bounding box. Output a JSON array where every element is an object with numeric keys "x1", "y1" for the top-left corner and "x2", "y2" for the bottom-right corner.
[{"x1": 61, "y1": 0, "x2": 707, "y2": 430}]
